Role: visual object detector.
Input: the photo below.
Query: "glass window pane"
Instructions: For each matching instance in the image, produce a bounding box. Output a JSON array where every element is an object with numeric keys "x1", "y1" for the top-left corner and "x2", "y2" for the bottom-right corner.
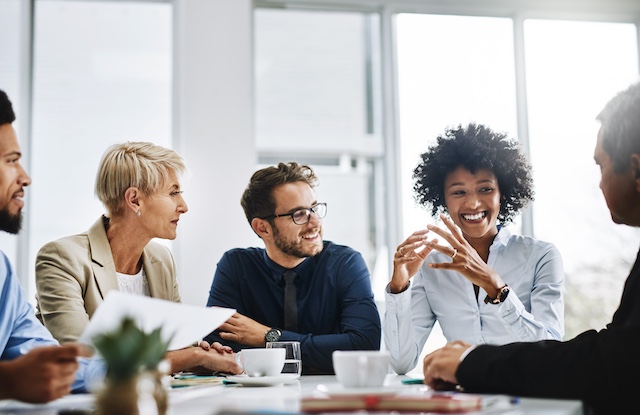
[
  {"x1": 396, "y1": 13, "x2": 518, "y2": 237},
  {"x1": 255, "y1": 9, "x2": 382, "y2": 151},
  {"x1": 525, "y1": 19, "x2": 640, "y2": 338},
  {"x1": 29, "y1": 0, "x2": 172, "y2": 296}
]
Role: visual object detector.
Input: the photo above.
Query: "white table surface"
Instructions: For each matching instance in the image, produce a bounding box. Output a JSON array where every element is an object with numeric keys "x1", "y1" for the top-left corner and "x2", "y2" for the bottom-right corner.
[{"x1": 0, "y1": 374, "x2": 584, "y2": 415}]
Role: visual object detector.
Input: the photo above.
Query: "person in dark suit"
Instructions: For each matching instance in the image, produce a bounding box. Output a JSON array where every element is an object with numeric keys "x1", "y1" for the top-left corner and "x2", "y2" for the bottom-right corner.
[{"x1": 421, "y1": 81, "x2": 640, "y2": 414}]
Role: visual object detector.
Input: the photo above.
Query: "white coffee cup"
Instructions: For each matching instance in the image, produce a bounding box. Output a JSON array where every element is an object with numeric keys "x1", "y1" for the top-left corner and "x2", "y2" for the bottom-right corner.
[
  {"x1": 236, "y1": 348, "x2": 286, "y2": 377},
  {"x1": 332, "y1": 350, "x2": 390, "y2": 388}
]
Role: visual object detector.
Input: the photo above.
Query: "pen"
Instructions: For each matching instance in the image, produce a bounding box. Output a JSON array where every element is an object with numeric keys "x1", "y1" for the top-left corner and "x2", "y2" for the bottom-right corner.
[
  {"x1": 173, "y1": 374, "x2": 222, "y2": 379},
  {"x1": 483, "y1": 395, "x2": 520, "y2": 409}
]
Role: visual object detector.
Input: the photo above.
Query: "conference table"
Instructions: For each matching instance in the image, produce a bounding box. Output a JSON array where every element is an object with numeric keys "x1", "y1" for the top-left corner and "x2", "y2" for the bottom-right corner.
[{"x1": 0, "y1": 374, "x2": 584, "y2": 415}]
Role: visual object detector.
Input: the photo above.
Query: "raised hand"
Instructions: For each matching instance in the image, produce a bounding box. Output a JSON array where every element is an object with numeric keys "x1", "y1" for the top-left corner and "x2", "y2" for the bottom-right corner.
[
  {"x1": 389, "y1": 229, "x2": 435, "y2": 293},
  {"x1": 425, "y1": 214, "x2": 505, "y2": 299}
]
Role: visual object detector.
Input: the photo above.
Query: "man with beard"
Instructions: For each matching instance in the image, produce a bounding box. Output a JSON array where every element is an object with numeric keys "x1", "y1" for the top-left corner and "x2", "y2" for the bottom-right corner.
[
  {"x1": 206, "y1": 162, "x2": 381, "y2": 374},
  {"x1": 0, "y1": 89, "x2": 103, "y2": 402},
  {"x1": 422, "y1": 81, "x2": 640, "y2": 414}
]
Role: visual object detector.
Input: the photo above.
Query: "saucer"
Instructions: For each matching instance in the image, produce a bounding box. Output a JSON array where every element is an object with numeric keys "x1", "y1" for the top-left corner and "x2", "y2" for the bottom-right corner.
[
  {"x1": 225, "y1": 373, "x2": 300, "y2": 387},
  {"x1": 315, "y1": 383, "x2": 405, "y2": 396}
]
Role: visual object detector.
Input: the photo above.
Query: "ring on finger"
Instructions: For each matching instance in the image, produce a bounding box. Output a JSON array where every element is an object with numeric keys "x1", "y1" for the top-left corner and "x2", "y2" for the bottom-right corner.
[{"x1": 450, "y1": 248, "x2": 457, "y2": 259}]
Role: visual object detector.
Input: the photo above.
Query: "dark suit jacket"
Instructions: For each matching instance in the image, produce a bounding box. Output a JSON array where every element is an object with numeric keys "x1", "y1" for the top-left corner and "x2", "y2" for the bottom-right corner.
[{"x1": 457, "y1": 248, "x2": 640, "y2": 414}]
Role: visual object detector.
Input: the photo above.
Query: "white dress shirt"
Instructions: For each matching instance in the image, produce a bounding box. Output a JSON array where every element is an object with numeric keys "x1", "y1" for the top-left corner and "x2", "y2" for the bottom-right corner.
[{"x1": 383, "y1": 227, "x2": 565, "y2": 374}]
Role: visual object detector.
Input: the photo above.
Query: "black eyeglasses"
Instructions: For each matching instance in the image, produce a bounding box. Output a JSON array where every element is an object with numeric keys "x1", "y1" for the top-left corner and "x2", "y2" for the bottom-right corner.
[{"x1": 262, "y1": 203, "x2": 327, "y2": 225}]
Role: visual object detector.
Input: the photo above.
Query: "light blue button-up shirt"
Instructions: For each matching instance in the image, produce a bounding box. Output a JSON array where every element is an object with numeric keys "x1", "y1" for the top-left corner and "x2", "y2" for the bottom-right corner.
[
  {"x1": 0, "y1": 251, "x2": 105, "y2": 394},
  {"x1": 383, "y1": 227, "x2": 565, "y2": 375}
]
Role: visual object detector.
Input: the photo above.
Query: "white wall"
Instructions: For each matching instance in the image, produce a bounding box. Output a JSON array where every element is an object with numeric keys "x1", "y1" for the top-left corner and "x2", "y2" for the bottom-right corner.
[{"x1": 173, "y1": 0, "x2": 258, "y2": 305}]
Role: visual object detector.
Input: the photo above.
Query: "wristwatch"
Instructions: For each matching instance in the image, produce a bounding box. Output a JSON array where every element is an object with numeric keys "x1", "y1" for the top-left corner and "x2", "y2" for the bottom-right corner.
[
  {"x1": 484, "y1": 285, "x2": 510, "y2": 305},
  {"x1": 265, "y1": 327, "x2": 283, "y2": 343}
]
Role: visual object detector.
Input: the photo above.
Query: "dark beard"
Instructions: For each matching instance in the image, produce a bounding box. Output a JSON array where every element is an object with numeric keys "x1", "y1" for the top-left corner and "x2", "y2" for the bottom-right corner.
[
  {"x1": 272, "y1": 224, "x2": 323, "y2": 258},
  {"x1": 0, "y1": 208, "x2": 23, "y2": 234}
]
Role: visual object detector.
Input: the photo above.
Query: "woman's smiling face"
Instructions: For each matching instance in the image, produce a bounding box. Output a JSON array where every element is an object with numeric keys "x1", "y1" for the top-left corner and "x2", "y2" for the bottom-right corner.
[{"x1": 443, "y1": 166, "x2": 500, "y2": 242}]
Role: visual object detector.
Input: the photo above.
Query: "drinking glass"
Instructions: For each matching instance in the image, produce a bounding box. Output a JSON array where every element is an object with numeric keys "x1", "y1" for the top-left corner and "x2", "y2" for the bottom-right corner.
[{"x1": 266, "y1": 341, "x2": 302, "y2": 378}]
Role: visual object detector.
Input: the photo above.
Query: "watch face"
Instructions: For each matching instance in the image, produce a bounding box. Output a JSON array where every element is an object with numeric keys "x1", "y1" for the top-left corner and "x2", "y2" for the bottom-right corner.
[
  {"x1": 499, "y1": 286, "x2": 510, "y2": 302},
  {"x1": 265, "y1": 328, "x2": 281, "y2": 342}
]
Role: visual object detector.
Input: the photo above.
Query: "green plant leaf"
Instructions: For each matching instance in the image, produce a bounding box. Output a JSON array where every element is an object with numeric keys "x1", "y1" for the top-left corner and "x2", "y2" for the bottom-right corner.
[{"x1": 93, "y1": 316, "x2": 172, "y2": 382}]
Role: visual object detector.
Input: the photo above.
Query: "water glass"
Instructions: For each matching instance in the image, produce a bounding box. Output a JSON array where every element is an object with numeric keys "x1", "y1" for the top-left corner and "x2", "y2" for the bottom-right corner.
[{"x1": 266, "y1": 341, "x2": 302, "y2": 378}]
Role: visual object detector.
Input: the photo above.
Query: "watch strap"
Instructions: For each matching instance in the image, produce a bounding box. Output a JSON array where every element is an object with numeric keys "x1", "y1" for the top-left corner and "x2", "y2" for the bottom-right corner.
[{"x1": 484, "y1": 285, "x2": 510, "y2": 304}]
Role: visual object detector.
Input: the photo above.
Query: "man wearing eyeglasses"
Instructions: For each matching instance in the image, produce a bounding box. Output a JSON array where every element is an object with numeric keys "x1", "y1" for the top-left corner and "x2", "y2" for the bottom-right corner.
[{"x1": 205, "y1": 162, "x2": 381, "y2": 374}]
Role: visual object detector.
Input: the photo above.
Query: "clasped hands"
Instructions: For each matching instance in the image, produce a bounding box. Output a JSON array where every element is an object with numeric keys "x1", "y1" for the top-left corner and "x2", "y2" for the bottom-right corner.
[{"x1": 391, "y1": 214, "x2": 504, "y2": 299}]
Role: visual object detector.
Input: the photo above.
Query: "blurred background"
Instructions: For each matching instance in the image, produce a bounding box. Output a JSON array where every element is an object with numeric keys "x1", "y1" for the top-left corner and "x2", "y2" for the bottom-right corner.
[{"x1": 1, "y1": 0, "x2": 639, "y2": 374}]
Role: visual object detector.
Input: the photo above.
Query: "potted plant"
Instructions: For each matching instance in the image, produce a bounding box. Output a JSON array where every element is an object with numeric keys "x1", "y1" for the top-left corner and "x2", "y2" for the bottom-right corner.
[{"x1": 93, "y1": 316, "x2": 171, "y2": 415}]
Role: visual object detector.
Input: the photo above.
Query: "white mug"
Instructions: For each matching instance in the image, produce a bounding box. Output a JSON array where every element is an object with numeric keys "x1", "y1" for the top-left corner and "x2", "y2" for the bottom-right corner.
[
  {"x1": 236, "y1": 348, "x2": 286, "y2": 377},
  {"x1": 332, "y1": 350, "x2": 390, "y2": 388}
]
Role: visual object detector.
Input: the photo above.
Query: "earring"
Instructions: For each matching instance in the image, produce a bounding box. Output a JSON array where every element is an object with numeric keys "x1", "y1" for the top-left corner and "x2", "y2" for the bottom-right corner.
[{"x1": 136, "y1": 210, "x2": 141, "y2": 217}]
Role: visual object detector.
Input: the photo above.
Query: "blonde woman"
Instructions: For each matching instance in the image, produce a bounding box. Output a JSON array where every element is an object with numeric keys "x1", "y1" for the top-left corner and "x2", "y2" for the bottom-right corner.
[{"x1": 35, "y1": 142, "x2": 240, "y2": 374}]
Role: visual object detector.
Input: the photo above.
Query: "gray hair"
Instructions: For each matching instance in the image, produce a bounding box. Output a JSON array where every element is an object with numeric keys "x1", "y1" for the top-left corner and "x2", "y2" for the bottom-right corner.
[
  {"x1": 596, "y1": 81, "x2": 640, "y2": 173},
  {"x1": 95, "y1": 142, "x2": 187, "y2": 216}
]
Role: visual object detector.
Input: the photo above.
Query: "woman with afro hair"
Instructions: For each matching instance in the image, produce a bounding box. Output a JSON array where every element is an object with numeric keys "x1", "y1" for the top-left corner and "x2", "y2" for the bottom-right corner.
[{"x1": 383, "y1": 123, "x2": 564, "y2": 375}]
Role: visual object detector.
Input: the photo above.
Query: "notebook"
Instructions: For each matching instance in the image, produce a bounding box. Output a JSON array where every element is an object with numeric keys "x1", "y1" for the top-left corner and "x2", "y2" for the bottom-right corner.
[{"x1": 301, "y1": 389, "x2": 482, "y2": 413}]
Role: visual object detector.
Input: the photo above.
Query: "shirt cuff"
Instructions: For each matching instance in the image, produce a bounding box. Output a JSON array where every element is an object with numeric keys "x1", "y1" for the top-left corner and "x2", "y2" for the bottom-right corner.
[
  {"x1": 385, "y1": 281, "x2": 410, "y2": 294},
  {"x1": 458, "y1": 345, "x2": 477, "y2": 363}
]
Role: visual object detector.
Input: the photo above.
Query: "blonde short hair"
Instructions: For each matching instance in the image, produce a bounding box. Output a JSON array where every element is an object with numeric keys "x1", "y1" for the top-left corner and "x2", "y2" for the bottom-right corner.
[{"x1": 95, "y1": 142, "x2": 187, "y2": 216}]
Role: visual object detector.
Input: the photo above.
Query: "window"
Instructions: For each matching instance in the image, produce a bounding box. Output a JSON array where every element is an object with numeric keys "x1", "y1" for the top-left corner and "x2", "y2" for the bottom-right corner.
[
  {"x1": 395, "y1": 12, "x2": 640, "y2": 371},
  {"x1": 525, "y1": 19, "x2": 640, "y2": 338},
  {"x1": 27, "y1": 0, "x2": 172, "y2": 298},
  {"x1": 396, "y1": 13, "x2": 518, "y2": 237}
]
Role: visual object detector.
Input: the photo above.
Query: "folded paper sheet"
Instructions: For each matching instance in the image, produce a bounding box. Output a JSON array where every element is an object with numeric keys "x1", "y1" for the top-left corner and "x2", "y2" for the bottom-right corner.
[{"x1": 78, "y1": 291, "x2": 235, "y2": 351}]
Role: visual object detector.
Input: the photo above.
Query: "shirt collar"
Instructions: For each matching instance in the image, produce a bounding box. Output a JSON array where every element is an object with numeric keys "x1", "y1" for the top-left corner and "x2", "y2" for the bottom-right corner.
[
  {"x1": 262, "y1": 249, "x2": 311, "y2": 284},
  {"x1": 490, "y1": 225, "x2": 511, "y2": 251}
]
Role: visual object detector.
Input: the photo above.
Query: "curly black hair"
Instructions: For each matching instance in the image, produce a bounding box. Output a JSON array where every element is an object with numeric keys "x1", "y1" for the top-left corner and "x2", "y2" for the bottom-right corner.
[
  {"x1": 0, "y1": 90, "x2": 16, "y2": 125},
  {"x1": 413, "y1": 123, "x2": 533, "y2": 224}
]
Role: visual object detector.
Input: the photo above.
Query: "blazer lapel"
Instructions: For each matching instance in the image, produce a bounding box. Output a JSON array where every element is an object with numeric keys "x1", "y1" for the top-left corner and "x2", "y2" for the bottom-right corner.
[
  {"x1": 144, "y1": 248, "x2": 168, "y2": 299},
  {"x1": 87, "y1": 216, "x2": 119, "y2": 298}
]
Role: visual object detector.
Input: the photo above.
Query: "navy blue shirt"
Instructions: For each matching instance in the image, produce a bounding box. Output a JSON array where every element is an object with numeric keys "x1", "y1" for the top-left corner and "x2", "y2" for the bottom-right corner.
[{"x1": 206, "y1": 241, "x2": 381, "y2": 374}]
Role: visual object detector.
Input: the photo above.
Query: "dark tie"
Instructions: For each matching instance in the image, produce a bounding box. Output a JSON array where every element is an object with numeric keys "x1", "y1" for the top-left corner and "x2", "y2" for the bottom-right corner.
[{"x1": 283, "y1": 270, "x2": 298, "y2": 332}]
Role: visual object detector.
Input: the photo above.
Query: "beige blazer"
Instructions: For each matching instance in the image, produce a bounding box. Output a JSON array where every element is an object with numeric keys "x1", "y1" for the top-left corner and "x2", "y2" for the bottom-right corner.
[{"x1": 35, "y1": 216, "x2": 181, "y2": 344}]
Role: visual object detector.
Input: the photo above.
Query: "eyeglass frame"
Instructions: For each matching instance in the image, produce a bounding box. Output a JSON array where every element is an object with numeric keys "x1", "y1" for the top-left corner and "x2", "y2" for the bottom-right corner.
[{"x1": 261, "y1": 202, "x2": 327, "y2": 225}]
